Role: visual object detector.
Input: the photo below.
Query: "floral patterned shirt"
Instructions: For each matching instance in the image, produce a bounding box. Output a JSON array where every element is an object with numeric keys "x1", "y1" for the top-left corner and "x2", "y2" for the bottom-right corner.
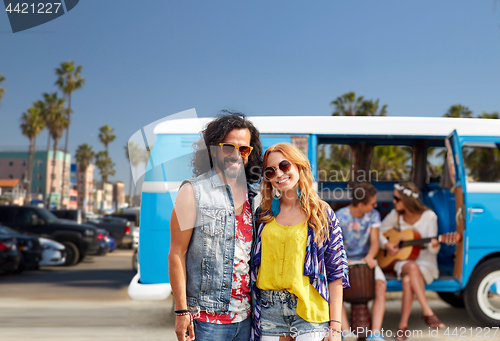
[
  {"x1": 336, "y1": 206, "x2": 381, "y2": 260},
  {"x1": 194, "y1": 198, "x2": 252, "y2": 324}
]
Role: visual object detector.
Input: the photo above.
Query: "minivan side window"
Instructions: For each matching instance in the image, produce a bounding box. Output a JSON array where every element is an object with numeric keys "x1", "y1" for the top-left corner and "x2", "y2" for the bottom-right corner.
[
  {"x1": 462, "y1": 143, "x2": 500, "y2": 182},
  {"x1": 370, "y1": 145, "x2": 412, "y2": 181},
  {"x1": 317, "y1": 144, "x2": 352, "y2": 182},
  {"x1": 427, "y1": 147, "x2": 447, "y2": 183}
]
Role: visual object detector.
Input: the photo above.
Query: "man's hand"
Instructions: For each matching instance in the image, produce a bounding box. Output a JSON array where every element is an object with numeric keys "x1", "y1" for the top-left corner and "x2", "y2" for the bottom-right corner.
[
  {"x1": 361, "y1": 257, "x2": 377, "y2": 269},
  {"x1": 174, "y1": 315, "x2": 195, "y2": 341},
  {"x1": 385, "y1": 242, "x2": 399, "y2": 256}
]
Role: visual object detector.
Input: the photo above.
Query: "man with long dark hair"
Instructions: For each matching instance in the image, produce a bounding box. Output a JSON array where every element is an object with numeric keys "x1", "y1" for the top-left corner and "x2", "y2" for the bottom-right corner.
[{"x1": 169, "y1": 111, "x2": 262, "y2": 341}]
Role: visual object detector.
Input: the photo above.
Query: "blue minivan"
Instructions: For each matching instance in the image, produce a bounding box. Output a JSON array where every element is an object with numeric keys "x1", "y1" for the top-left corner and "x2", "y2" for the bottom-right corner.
[{"x1": 128, "y1": 116, "x2": 500, "y2": 326}]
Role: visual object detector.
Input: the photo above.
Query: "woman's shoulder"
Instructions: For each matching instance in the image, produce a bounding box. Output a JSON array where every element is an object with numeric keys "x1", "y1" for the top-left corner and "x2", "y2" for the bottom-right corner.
[{"x1": 422, "y1": 209, "x2": 438, "y2": 220}]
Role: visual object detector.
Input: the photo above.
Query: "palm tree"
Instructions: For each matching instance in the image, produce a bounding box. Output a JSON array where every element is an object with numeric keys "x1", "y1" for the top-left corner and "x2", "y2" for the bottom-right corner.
[
  {"x1": 55, "y1": 61, "x2": 85, "y2": 208},
  {"x1": 96, "y1": 150, "x2": 116, "y2": 186},
  {"x1": 125, "y1": 142, "x2": 147, "y2": 205},
  {"x1": 478, "y1": 111, "x2": 499, "y2": 119},
  {"x1": 331, "y1": 92, "x2": 364, "y2": 116},
  {"x1": 443, "y1": 104, "x2": 473, "y2": 118},
  {"x1": 0, "y1": 73, "x2": 5, "y2": 105},
  {"x1": 20, "y1": 102, "x2": 46, "y2": 202},
  {"x1": 75, "y1": 144, "x2": 95, "y2": 210},
  {"x1": 359, "y1": 99, "x2": 387, "y2": 116},
  {"x1": 75, "y1": 143, "x2": 95, "y2": 174},
  {"x1": 371, "y1": 145, "x2": 412, "y2": 181},
  {"x1": 41, "y1": 93, "x2": 68, "y2": 208},
  {"x1": 98, "y1": 125, "x2": 116, "y2": 155}
]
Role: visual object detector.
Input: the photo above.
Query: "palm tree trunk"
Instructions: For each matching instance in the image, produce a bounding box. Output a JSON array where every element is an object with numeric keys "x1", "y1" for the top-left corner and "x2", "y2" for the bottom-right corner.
[
  {"x1": 59, "y1": 95, "x2": 71, "y2": 209},
  {"x1": 48, "y1": 139, "x2": 58, "y2": 209},
  {"x1": 25, "y1": 137, "x2": 36, "y2": 205},
  {"x1": 44, "y1": 134, "x2": 51, "y2": 209},
  {"x1": 128, "y1": 167, "x2": 133, "y2": 206}
]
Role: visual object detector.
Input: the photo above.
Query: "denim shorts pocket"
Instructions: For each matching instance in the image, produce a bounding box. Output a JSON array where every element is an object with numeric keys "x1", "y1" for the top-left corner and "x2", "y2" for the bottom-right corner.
[
  {"x1": 200, "y1": 208, "x2": 224, "y2": 236},
  {"x1": 259, "y1": 291, "x2": 272, "y2": 308}
]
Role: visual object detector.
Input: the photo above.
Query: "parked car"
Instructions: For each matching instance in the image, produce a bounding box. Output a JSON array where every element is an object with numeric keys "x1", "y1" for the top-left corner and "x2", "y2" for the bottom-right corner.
[
  {"x1": 88, "y1": 228, "x2": 110, "y2": 256},
  {"x1": 86, "y1": 216, "x2": 132, "y2": 248},
  {"x1": 106, "y1": 234, "x2": 116, "y2": 252},
  {"x1": 110, "y1": 212, "x2": 139, "y2": 248},
  {"x1": 0, "y1": 224, "x2": 42, "y2": 272},
  {"x1": 51, "y1": 209, "x2": 85, "y2": 224},
  {"x1": 0, "y1": 235, "x2": 21, "y2": 274},
  {"x1": 39, "y1": 237, "x2": 66, "y2": 267},
  {"x1": 0, "y1": 206, "x2": 99, "y2": 266}
]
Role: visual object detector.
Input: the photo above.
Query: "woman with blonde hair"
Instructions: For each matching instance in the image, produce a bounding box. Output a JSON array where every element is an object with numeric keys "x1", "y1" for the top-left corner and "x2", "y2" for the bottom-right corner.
[
  {"x1": 251, "y1": 143, "x2": 349, "y2": 341},
  {"x1": 380, "y1": 181, "x2": 445, "y2": 340}
]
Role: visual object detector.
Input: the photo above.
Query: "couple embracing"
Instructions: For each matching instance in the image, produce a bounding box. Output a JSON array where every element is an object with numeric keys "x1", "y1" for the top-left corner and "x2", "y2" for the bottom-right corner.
[{"x1": 169, "y1": 112, "x2": 350, "y2": 341}]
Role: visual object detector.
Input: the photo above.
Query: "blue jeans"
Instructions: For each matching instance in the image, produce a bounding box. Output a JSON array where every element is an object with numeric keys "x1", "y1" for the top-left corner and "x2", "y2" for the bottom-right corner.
[{"x1": 193, "y1": 317, "x2": 251, "y2": 341}]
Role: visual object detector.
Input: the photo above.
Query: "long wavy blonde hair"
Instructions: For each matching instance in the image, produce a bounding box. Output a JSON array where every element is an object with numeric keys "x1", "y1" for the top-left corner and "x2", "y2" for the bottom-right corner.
[{"x1": 259, "y1": 143, "x2": 330, "y2": 243}]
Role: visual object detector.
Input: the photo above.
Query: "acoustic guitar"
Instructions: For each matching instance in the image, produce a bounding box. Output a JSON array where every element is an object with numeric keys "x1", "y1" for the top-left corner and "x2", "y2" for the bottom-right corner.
[{"x1": 376, "y1": 229, "x2": 460, "y2": 270}]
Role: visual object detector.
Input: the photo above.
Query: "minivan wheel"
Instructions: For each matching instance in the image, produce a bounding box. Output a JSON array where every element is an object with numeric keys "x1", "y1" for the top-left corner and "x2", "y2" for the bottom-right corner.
[
  {"x1": 437, "y1": 291, "x2": 465, "y2": 308},
  {"x1": 61, "y1": 242, "x2": 80, "y2": 266},
  {"x1": 464, "y1": 259, "x2": 500, "y2": 326}
]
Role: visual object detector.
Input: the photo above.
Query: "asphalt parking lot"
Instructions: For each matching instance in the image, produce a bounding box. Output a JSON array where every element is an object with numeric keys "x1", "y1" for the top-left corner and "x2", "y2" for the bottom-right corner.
[{"x1": 0, "y1": 249, "x2": 496, "y2": 341}]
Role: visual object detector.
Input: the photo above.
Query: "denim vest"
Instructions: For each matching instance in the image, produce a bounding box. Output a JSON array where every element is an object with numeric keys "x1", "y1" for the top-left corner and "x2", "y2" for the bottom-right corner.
[{"x1": 183, "y1": 168, "x2": 258, "y2": 313}]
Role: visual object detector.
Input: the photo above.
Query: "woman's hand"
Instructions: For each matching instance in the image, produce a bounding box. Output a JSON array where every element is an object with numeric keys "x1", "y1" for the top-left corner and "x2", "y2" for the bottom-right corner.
[
  {"x1": 385, "y1": 242, "x2": 399, "y2": 256},
  {"x1": 430, "y1": 238, "x2": 439, "y2": 248},
  {"x1": 323, "y1": 328, "x2": 342, "y2": 341}
]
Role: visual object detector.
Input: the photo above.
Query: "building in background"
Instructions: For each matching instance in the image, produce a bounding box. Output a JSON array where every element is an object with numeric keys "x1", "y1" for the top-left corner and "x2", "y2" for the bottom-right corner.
[
  {"x1": 0, "y1": 179, "x2": 25, "y2": 205},
  {"x1": 113, "y1": 181, "x2": 125, "y2": 211},
  {"x1": 0, "y1": 149, "x2": 70, "y2": 208},
  {"x1": 75, "y1": 163, "x2": 95, "y2": 213}
]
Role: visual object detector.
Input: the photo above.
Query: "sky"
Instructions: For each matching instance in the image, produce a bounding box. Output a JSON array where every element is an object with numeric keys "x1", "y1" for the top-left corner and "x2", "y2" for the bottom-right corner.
[{"x1": 1, "y1": 0, "x2": 500, "y2": 195}]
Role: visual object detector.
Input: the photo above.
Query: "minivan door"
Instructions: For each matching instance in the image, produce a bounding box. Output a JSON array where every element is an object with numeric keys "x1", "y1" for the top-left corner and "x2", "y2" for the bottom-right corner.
[
  {"x1": 446, "y1": 130, "x2": 466, "y2": 282},
  {"x1": 448, "y1": 130, "x2": 500, "y2": 279}
]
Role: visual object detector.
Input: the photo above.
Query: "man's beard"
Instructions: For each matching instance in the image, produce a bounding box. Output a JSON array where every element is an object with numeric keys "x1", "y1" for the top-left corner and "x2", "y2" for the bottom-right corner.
[{"x1": 216, "y1": 156, "x2": 247, "y2": 182}]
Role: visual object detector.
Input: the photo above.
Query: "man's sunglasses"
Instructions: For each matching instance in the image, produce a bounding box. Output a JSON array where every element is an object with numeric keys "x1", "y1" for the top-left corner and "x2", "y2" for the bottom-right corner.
[
  {"x1": 394, "y1": 196, "x2": 402, "y2": 202},
  {"x1": 218, "y1": 143, "x2": 253, "y2": 158},
  {"x1": 264, "y1": 160, "x2": 292, "y2": 180}
]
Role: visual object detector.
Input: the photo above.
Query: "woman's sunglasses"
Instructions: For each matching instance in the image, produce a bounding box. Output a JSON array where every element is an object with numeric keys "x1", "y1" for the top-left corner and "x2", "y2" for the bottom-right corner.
[
  {"x1": 264, "y1": 160, "x2": 292, "y2": 180},
  {"x1": 394, "y1": 195, "x2": 402, "y2": 202},
  {"x1": 218, "y1": 143, "x2": 253, "y2": 158}
]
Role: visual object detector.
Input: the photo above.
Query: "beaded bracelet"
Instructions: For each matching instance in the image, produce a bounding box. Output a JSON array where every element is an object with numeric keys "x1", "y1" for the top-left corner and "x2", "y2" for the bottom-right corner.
[{"x1": 175, "y1": 311, "x2": 193, "y2": 324}]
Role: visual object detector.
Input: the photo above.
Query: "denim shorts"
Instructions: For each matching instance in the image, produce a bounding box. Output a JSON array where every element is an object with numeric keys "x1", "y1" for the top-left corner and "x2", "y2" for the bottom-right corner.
[{"x1": 260, "y1": 290, "x2": 328, "y2": 338}]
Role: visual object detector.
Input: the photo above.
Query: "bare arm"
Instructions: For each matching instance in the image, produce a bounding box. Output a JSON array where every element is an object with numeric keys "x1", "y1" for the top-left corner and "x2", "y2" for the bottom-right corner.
[
  {"x1": 362, "y1": 227, "x2": 380, "y2": 269},
  {"x1": 168, "y1": 183, "x2": 196, "y2": 341},
  {"x1": 326, "y1": 279, "x2": 343, "y2": 340}
]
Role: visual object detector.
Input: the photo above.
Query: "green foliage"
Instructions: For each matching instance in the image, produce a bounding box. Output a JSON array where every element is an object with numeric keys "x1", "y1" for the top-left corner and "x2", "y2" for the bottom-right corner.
[
  {"x1": 0, "y1": 73, "x2": 5, "y2": 102},
  {"x1": 462, "y1": 146, "x2": 500, "y2": 182},
  {"x1": 478, "y1": 111, "x2": 499, "y2": 119},
  {"x1": 42, "y1": 93, "x2": 68, "y2": 141},
  {"x1": 96, "y1": 150, "x2": 116, "y2": 183},
  {"x1": 99, "y1": 125, "x2": 116, "y2": 153},
  {"x1": 20, "y1": 103, "x2": 45, "y2": 142},
  {"x1": 317, "y1": 144, "x2": 351, "y2": 181},
  {"x1": 443, "y1": 104, "x2": 473, "y2": 118},
  {"x1": 331, "y1": 92, "x2": 387, "y2": 116},
  {"x1": 75, "y1": 144, "x2": 95, "y2": 173},
  {"x1": 371, "y1": 145, "x2": 412, "y2": 181}
]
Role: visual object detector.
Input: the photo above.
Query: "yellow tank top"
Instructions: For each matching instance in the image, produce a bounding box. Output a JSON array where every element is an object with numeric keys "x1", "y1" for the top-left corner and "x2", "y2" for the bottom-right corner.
[{"x1": 256, "y1": 218, "x2": 329, "y2": 323}]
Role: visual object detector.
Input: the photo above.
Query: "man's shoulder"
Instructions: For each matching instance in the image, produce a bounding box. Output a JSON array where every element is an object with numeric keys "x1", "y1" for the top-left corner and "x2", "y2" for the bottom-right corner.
[{"x1": 335, "y1": 206, "x2": 351, "y2": 218}]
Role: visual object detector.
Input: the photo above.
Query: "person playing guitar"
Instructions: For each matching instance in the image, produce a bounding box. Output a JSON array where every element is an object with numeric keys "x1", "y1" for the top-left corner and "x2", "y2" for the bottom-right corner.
[{"x1": 380, "y1": 182, "x2": 445, "y2": 340}]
